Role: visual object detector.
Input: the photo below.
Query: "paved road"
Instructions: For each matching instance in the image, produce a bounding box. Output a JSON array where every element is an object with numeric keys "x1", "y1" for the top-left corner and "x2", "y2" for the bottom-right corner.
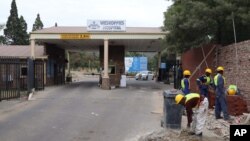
[{"x1": 0, "y1": 78, "x2": 169, "y2": 141}]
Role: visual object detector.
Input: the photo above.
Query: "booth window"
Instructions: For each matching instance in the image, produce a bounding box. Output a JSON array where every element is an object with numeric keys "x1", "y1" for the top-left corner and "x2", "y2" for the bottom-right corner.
[
  {"x1": 109, "y1": 65, "x2": 116, "y2": 74},
  {"x1": 21, "y1": 67, "x2": 28, "y2": 76}
]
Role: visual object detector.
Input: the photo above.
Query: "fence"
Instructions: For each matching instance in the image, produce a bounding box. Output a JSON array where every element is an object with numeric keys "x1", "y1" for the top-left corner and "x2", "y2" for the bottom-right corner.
[{"x1": 0, "y1": 57, "x2": 44, "y2": 101}]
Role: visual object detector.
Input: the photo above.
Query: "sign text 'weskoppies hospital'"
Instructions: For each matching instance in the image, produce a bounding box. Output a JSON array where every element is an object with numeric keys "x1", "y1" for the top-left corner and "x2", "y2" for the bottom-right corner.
[{"x1": 87, "y1": 20, "x2": 126, "y2": 32}]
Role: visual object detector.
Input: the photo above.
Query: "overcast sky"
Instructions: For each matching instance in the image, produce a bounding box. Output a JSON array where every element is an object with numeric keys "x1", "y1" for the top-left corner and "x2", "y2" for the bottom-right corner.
[{"x1": 0, "y1": 0, "x2": 172, "y2": 34}]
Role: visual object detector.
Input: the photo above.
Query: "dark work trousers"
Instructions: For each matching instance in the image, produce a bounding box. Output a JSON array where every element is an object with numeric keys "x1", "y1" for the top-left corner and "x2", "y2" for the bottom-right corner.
[
  {"x1": 215, "y1": 95, "x2": 229, "y2": 120},
  {"x1": 199, "y1": 85, "x2": 208, "y2": 98}
]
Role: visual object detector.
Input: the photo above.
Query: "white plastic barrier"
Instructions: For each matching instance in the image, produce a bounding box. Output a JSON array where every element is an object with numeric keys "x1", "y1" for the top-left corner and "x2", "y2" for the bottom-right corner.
[{"x1": 120, "y1": 75, "x2": 126, "y2": 87}]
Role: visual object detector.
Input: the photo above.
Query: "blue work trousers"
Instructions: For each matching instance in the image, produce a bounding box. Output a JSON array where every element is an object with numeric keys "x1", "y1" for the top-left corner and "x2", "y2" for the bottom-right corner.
[
  {"x1": 199, "y1": 85, "x2": 208, "y2": 97},
  {"x1": 215, "y1": 95, "x2": 229, "y2": 120}
]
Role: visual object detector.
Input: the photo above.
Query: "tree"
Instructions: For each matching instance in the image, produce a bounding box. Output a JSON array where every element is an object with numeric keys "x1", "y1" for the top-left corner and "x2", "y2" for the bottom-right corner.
[
  {"x1": 19, "y1": 16, "x2": 29, "y2": 45},
  {"x1": 4, "y1": 0, "x2": 21, "y2": 44},
  {"x1": 0, "y1": 36, "x2": 6, "y2": 44},
  {"x1": 164, "y1": 0, "x2": 250, "y2": 53},
  {"x1": 125, "y1": 52, "x2": 144, "y2": 57},
  {"x1": 32, "y1": 14, "x2": 44, "y2": 31}
]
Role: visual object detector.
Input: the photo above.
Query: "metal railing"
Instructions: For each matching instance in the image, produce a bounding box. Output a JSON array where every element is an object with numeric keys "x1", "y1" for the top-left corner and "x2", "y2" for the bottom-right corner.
[{"x1": 0, "y1": 57, "x2": 44, "y2": 101}]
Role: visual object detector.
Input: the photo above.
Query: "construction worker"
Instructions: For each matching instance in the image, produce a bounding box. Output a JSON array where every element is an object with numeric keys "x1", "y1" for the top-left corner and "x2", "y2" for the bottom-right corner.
[
  {"x1": 181, "y1": 70, "x2": 191, "y2": 95},
  {"x1": 214, "y1": 66, "x2": 230, "y2": 120},
  {"x1": 227, "y1": 84, "x2": 240, "y2": 95},
  {"x1": 175, "y1": 93, "x2": 208, "y2": 136},
  {"x1": 196, "y1": 68, "x2": 213, "y2": 97}
]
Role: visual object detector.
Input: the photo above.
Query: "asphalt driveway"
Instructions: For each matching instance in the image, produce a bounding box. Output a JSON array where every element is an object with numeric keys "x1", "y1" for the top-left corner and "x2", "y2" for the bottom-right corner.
[{"x1": 0, "y1": 77, "x2": 168, "y2": 141}]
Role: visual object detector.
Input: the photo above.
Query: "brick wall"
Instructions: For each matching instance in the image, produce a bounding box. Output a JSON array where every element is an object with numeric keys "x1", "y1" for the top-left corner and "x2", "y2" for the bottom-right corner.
[
  {"x1": 216, "y1": 40, "x2": 250, "y2": 111},
  {"x1": 181, "y1": 44, "x2": 215, "y2": 92},
  {"x1": 181, "y1": 41, "x2": 250, "y2": 113}
]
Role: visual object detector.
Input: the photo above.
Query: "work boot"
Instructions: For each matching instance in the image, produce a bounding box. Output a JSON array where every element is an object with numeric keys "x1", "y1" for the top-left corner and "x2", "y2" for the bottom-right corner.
[
  {"x1": 196, "y1": 132, "x2": 202, "y2": 136},
  {"x1": 188, "y1": 132, "x2": 195, "y2": 135},
  {"x1": 224, "y1": 116, "x2": 233, "y2": 123},
  {"x1": 215, "y1": 116, "x2": 223, "y2": 120}
]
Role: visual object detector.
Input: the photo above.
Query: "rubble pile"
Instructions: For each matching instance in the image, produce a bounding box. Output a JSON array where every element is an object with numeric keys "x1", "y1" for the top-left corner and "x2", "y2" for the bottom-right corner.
[
  {"x1": 139, "y1": 109, "x2": 250, "y2": 141},
  {"x1": 206, "y1": 109, "x2": 250, "y2": 140},
  {"x1": 138, "y1": 129, "x2": 205, "y2": 141}
]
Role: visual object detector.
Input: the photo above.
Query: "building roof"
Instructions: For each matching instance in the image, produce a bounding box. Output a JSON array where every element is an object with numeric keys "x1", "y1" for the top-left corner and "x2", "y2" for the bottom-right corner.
[
  {"x1": 0, "y1": 45, "x2": 45, "y2": 58},
  {"x1": 31, "y1": 26, "x2": 166, "y2": 34},
  {"x1": 30, "y1": 26, "x2": 168, "y2": 52}
]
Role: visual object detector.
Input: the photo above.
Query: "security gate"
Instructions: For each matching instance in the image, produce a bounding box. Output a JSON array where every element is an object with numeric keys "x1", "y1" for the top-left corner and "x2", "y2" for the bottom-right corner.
[
  {"x1": 34, "y1": 60, "x2": 44, "y2": 90},
  {"x1": 0, "y1": 57, "x2": 22, "y2": 100},
  {"x1": 0, "y1": 57, "x2": 44, "y2": 101}
]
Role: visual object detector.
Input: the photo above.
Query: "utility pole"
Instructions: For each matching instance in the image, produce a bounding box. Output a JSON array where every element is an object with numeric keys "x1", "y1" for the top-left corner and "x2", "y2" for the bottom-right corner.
[{"x1": 232, "y1": 12, "x2": 238, "y2": 85}]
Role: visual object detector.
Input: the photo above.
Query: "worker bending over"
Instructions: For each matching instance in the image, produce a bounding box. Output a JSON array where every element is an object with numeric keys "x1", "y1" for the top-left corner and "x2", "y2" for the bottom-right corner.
[{"x1": 175, "y1": 93, "x2": 208, "y2": 136}]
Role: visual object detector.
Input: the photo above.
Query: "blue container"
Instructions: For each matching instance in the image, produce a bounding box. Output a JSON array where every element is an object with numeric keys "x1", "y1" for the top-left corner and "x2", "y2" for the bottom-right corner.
[{"x1": 163, "y1": 90, "x2": 183, "y2": 129}]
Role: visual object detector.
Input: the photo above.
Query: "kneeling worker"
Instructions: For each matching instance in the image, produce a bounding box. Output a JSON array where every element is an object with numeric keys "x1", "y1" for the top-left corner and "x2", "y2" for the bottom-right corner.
[
  {"x1": 175, "y1": 93, "x2": 208, "y2": 136},
  {"x1": 227, "y1": 84, "x2": 240, "y2": 95}
]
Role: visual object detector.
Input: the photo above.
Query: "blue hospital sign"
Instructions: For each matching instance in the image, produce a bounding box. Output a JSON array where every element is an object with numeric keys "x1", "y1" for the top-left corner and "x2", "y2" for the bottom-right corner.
[{"x1": 125, "y1": 57, "x2": 148, "y2": 72}]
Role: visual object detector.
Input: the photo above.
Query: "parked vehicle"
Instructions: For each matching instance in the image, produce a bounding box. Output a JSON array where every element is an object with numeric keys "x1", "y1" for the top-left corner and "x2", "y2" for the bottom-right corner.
[{"x1": 135, "y1": 71, "x2": 154, "y2": 80}]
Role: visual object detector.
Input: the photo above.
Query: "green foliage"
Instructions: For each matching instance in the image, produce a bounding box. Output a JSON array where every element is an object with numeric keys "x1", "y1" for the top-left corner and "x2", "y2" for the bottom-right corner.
[
  {"x1": 0, "y1": 36, "x2": 6, "y2": 44},
  {"x1": 69, "y1": 52, "x2": 100, "y2": 70},
  {"x1": 148, "y1": 55, "x2": 158, "y2": 71},
  {"x1": 4, "y1": 0, "x2": 20, "y2": 44},
  {"x1": 32, "y1": 14, "x2": 44, "y2": 31},
  {"x1": 19, "y1": 16, "x2": 29, "y2": 45},
  {"x1": 125, "y1": 52, "x2": 144, "y2": 57},
  {"x1": 164, "y1": 0, "x2": 250, "y2": 53},
  {"x1": 4, "y1": 0, "x2": 29, "y2": 45}
]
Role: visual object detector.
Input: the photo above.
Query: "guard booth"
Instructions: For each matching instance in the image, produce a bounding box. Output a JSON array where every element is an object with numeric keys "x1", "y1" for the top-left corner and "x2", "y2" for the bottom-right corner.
[{"x1": 29, "y1": 20, "x2": 168, "y2": 89}]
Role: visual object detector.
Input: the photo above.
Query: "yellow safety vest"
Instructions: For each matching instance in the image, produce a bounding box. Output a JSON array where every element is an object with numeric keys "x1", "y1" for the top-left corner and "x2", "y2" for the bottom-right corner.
[
  {"x1": 214, "y1": 74, "x2": 225, "y2": 86},
  {"x1": 205, "y1": 76, "x2": 211, "y2": 85},
  {"x1": 185, "y1": 93, "x2": 200, "y2": 104}
]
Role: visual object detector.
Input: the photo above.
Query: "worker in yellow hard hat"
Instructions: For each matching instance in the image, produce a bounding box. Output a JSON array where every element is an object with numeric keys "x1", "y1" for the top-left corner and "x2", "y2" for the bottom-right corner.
[
  {"x1": 227, "y1": 89, "x2": 236, "y2": 95},
  {"x1": 196, "y1": 68, "x2": 214, "y2": 97},
  {"x1": 175, "y1": 93, "x2": 208, "y2": 136},
  {"x1": 227, "y1": 84, "x2": 240, "y2": 95},
  {"x1": 214, "y1": 66, "x2": 230, "y2": 120},
  {"x1": 181, "y1": 70, "x2": 191, "y2": 95}
]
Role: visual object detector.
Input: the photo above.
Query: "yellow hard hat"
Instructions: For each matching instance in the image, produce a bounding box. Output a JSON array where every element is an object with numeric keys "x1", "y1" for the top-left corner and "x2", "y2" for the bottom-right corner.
[
  {"x1": 205, "y1": 68, "x2": 212, "y2": 74},
  {"x1": 228, "y1": 89, "x2": 236, "y2": 95},
  {"x1": 217, "y1": 66, "x2": 224, "y2": 71},
  {"x1": 175, "y1": 94, "x2": 184, "y2": 104},
  {"x1": 183, "y1": 70, "x2": 191, "y2": 76}
]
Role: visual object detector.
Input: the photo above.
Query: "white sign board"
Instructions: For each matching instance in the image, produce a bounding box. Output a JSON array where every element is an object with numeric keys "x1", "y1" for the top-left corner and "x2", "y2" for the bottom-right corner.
[{"x1": 87, "y1": 20, "x2": 126, "y2": 32}]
